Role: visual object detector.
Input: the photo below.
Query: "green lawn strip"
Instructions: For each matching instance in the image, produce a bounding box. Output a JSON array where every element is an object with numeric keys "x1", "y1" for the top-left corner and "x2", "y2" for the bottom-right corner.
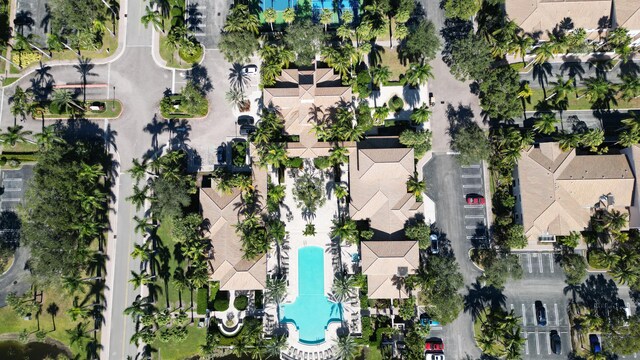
[
  {"x1": 2, "y1": 142, "x2": 39, "y2": 153},
  {"x1": 378, "y1": 46, "x2": 407, "y2": 81},
  {"x1": 154, "y1": 219, "x2": 191, "y2": 311},
  {"x1": 0, "y1": 285, "x2": 96, "y2": 356},
  {"x1": 159, "y1": 35, "x2": 193, "y2": 70},
  {"x1": 152, "y1": 325, "x2": 206, "y2": 360},
  {"x1": 363, "y1": 346, "x2": 383, "y2": 360},
  {"x1": 41, "y1": 100, "x2": 123, "y2": 119},
  {"x1": 528, "y1": 88, "x2": 640, "y2": 111},
  {"x1": 2, "y1": 77, "x2": 19, "y2": 87},
  {"x1": 473, "y1": 311, "x2": 505, "y2": 355}
]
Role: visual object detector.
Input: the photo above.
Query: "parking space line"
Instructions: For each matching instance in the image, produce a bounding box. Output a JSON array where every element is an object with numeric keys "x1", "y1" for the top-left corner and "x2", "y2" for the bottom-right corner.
[
  {"x1": 522, "y1": 304, "x2": 527, "y2": 326},
  {"x1": 523, "y1": 332, "x2": 529, "y2": 355},
  {"x1": 465, "y1": 215, "x2": 484, "y2": 219},
  {"x1": 2, "y1": 178, "x2": 22, "y2": 181},
  {"x1": 532, "y1": 304, "x2": 536, "y2": 325},
  {"x1": 461, "y1": 174, "x2": 481, "y2": 178},
  {"x1": 535, "y1": 331, "x2": 540, "y2": 355},
  {"x1": 549, "y1": 253, "x2": 554, "y2": 273},
  {"x1": 547, "y1": 331, "x2": 551, "y2": 355},
  {"x1": 464, "y1": 205, "x2": 483, "y2": 209},
  {"x1": 538, "y1": 254, "x2": 544, "y2": 273},
  {"x1": 4, "y1": 188, "x2": 21, "y2": 192},
  {"x1": 465, "y1": 226, "x2": 479, "y2": 229},
  {"x1": 462, "y1": 184, "x2": 482, "y2": 188},
  {"x1": 461, "y1": 164, "x2": 480, "y2": 168},
  {"x1": 554, "y1": 304, "x2": 559, "y2": 326},
  {"x1": 527, "y1": 253, "x2": 533, "y2": 273},
  {"x1": 1, "y1": 198, "x2": 21, "y2": 202}
]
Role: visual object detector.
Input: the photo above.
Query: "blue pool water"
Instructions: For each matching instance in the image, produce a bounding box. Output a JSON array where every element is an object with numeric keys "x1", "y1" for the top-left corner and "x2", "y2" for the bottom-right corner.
[
  {"x1": 261, "y1": 0, "x2": 354, "y2": 12},
  {"x1": 280, "y1": 246, "x2": 342, "y2": 344},
  {"x1": 262, "y1": 0, "x2": 290, "y2": 11}
]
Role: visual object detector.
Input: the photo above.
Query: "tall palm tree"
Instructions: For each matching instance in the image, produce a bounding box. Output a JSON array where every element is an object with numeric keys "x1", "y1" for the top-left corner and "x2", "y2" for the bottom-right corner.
[
  {"x1": 532, "y1": 42, "x2": 554, "y2": 65},
  {"x1": 320, "y1": 9, "x2": 333, "y2": 32},
  {"x1": 282, "y1": 7, "x2": 296, "y2": 25},
  {"x1": 129, "y1": 270, "x2": 154, "y2": 289},
  {"x1": 266, "y1": 276, "x2": 287, "y2": 322},
  {"x1": 371, "y1": 65, "x2": 391, "y2": 87},
  {"x1": 259, "y1": 142, "x2": 288, "y2": 170},
  {"x1": 330, "y1": 218, "x2": 358, "y2": 244},
  {"x1": 337, "y1": 25, "x2": 353, "y2": 41},
  {"x1": 35, "y1": 125, "x2": 64, "y2": 150},
  {"x1": 62, "y1": 275, "x2": 88, "y2": 296},
  {"x1": 605, "y1": 209, "x2": 628, "y2": 234},
  {"x1": 67, "y1": 297, "x2": 90, "y2": 321},
  {"x1": 610, "y1": 259, "x2": 639, "y2": 285},
  {"x1": 403, "y1": 63, "x2": 432, "y2": 88},
  {"x1": 331, "y1": 273, "x2": 356, "y2": 303},
  {"x1": 513, "y1": 34, "x2": 534, "y2": 64},
  {"x1": 329, "y1": 146, "x2": 349, "y2": 166},
  {"x1": 410, "y1": 103, "x2": 431, "y2": 124},
  {"x1": 334, "y1": 335, "x2": 358, "y2": 360},
  {"x1": 129, "y1": 158, "x2": 151, "y2": 183},
  {"x1": 9, "y1": 86, "x2": 32, "y2": 122},
  {"x1": 619, "y1": 74, "x2": 640, "y2": 101},
  {"x1": 66, "y1": 322, "x2": 91, "y2": 347},
  {"x1": 124, "y1": 297, "x2": 153, "y2": 321},
  {"x1": 406, "y1": 173, "x2": 425, "y2": 198},
  {"x1": 0, "y1": 125, "x2": 32, "y2": 147},
  {"x1": 141, "y1": 6, "x2": 164, "y2": 32},
  {"x1": 533, "y1": 113, "x2": 558, "y2": 135},
  {"x1": 265, "y1": 335, "x2": 287, "y2": 359},
  {"x1": 263, "y1": 8, "x2": 277, "y2": 31},
  {"x1": 51, "y1": 89, "x2": 82, "y2": 114},
  {"x1": 127, "y1": 184, "x2": 149, "y2": 211},
  {"x1": 556, "y1": 131, "x2": 580, "y2": 151},
  {"x1": 130, "y1": 243, "x2": 151, "y2": 261},
  {"x1": 583, "y1": 76, "x2": 617, "y2": 109}
]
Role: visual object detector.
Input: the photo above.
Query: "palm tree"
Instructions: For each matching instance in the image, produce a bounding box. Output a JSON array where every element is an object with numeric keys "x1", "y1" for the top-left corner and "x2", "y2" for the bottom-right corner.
[
  {"x1": 9, "y1": 86, "x2": 32, "y2": 122},
  {"x1": 583, "y1": 76, "x2": 617, "y2": 109},
  {"x1": 172, "y1": 268, "x2": 189, "y2": 308},
  {"x1": 533, "y1": 113, "x2": 558, "y2": 135},
  {"x1": 0, "y1": 125, "x2": 32, "y2": 147},
  {"x1": 67, "y1": 297, "x2": 90, "y2": 321},
  {"x1": 129, "y1": 270, "x2": 154, "y2": 289},
  {"x1": 265, "y1": 335, "x2": 287, "y2": 358},
  {"x1": 35, "y1": 125, "x2": 64, "y2": 150},
  {"x1": 331, "y1": 273, "x2": 356, "y2": 303},
  {"x1": 513, "y1": 34, "x2": 534, "y2": 64},
  {"x1": 225, "y1": 88, "x2": 247, "y2": 110},
  {"x1": 532, "y1": 42, "x2": 554, "y2": 65},
  {"x1": 334, "y1": 335, "x2": 358, "y2": 360},
  {"x1": 337, "y1": 25, "x2": 353, "y2": 41},
  {"x1": 127, "y1": 184, "x2": 149, "y2": 211},
  {"x1": 402, "y1": 63, "x2": 432, "y2": 88},
  {"x1": 370, "y1": 65, "x2": 391, "y2": 87},
  {"x1": 141, "y1": 6, "x2": 163, "y2": 32},
  {"x1": 330, "y1": 217, "x2": 358, "y2": 244},
  {"x1": 66, "y1": 322, "x2": 91, "y2": 347},
  {"x1": 130, "y1": 243, "x2": 151, "y2": 261},
  {"x1": 329, "y1": 146, "x2": 349, "y2": 166},
  {"x1": 334, "y1": 183, "x2": 348, "y2": 200},
  {"x1": 410, "y1": 103, "x2": 431, "y2": 124},
  {"x1": 282, "y1": 7, "x2": 296, "y2": 25},
  {"x1": 124, "y1": 297, "x2": 153, "y2": 321},
  {"x1": 556, "y1": 131, "x2": 580, "y2": 151},
  {"x1": 619, "y1": 74, "x2": 640, "y2": 101},
  {"x1": 129, "y1": 158, "x2": 151, "y2": 183},
  {"x1": 259, "y1": 142, "x2": 288, "y2": 170},
  {"x1": 51, "y1": 89, "x2": 82, "y2": 115},
  {"x1": 604, "y1": 209, "x2": 628, "y2": 234},
  {"x1": 62, "y1": 275, "x2": 88, "y2": 296},
  {"x1": 611, "y1": 259, "x2": 639, "y2": 285},
  {"x1": 406, "y1": 173, "x2": 425, "y2": 198},
  {"x1": 320, "y1": 9, "x2": 333, "y2": 32},
  {"x1": 263, "y1": 8, "x2": 277, "y2": 31}
]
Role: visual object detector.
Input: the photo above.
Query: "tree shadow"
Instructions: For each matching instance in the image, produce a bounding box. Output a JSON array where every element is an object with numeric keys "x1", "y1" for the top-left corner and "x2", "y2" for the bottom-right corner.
[
  {"x1": 445, "y1": 103, "x2": 475, "y2": 137},
  {"x1": 559, "y1": 57, "x2": 585, "y2": 82},
  {"x1": 30, "y1": 62, "x2": 55, "y2": 101},
  {"x1": 40, "y1": 4, "x2": 51, "y2": 33},
  {"x1": 14, "y1": 11, "x2": 35, "y2": 35},
  {"x1": 440, "y1": 18, "x2": 473, "y2": 60},
  {"x1": 186, "y1": 2, "x2": 203, "y2": 32},
  {"x1": 73, "y1": 57, "x2": 97, "y2": 103},
  {"x1": 186, "y1": 63, "x2": 213, "y2": 93},
  {"x1": 463, "y1": 281, "x2": 507, "y2": 321},
  {"x1": 532, "y1": 62, "x2": 553, "y2": 97},
  {"x1": 577, "y1": 274, "x2": 626, "y2": 327},
  {"x1": 588, "y1": 59, "x2": 614, "y2": 81}
]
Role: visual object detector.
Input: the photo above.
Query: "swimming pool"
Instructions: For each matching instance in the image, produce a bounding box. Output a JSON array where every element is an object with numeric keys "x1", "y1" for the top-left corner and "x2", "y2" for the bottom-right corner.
[{"x1": 280, "y1": 246, "x2": 342, "y2": 344}]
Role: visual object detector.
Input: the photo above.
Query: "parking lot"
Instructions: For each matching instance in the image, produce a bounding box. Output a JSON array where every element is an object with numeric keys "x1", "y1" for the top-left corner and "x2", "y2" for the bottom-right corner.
[
  {"x1": 0, "y1": 166, "x2": 32, "y2": 212},
  {"x1": 516, "y1": 252, "x2": 566, "y2": 281},
  {"x1": 186, "y1": 0, "x2": 232, "y2": 49},
  {"x1": 508, "y1": 296, "x2": 572, "y2": 359},
  {"x1": 461, "y1": 164, "x2": 488, "y2": 247}
]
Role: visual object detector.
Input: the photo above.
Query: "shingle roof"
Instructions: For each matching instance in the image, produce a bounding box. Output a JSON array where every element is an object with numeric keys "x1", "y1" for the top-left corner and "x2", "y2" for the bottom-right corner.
[
  {"x1": 516, "y1": 142, "x2": 634, "y2": 244},
  {"x1": 361, "y1": 240, "x2": 419, "y2": 299}
]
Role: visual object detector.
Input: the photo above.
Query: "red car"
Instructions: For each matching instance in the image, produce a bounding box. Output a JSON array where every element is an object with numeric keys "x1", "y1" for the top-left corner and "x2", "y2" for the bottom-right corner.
[
  {"x1": 466, "y1": 194, "x2": 485, "y2": 205},
  {"x1": 425, "y1": 339, "x2": 444, "y2": 352}
]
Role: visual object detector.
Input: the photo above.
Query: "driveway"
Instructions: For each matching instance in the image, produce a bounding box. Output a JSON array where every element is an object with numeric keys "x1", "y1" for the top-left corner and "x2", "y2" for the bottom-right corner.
[
  {"x1": 15, "y1": 0, "x2": 50, "y2": 45},
  {"x1": 0, "y1": 165, "x2": 34, "y2": 307}
]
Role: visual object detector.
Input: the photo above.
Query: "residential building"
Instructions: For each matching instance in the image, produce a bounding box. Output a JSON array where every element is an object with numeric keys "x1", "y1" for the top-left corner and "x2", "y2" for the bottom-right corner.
[
  {"x1": 505, "y1": 0, "x2": 640, "y2": 44},
  {"x1": 200, "y1": 177, "x2": 267, "y2": 291},
  {"x1": 360, "y1": 240, "x2": 419, "y2": 299},
  {"x1": 513, "y1": 142, "x2": 635, "y2": 250},
  {"x1": 349, "y1": 138, "x2": 425, "y2": 240}
]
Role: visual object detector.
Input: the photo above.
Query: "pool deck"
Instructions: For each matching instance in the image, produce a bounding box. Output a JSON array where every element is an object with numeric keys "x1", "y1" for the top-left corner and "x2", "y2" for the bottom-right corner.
[{"x1": 264, "y1": 162, "x2": 358, "y2": 357}]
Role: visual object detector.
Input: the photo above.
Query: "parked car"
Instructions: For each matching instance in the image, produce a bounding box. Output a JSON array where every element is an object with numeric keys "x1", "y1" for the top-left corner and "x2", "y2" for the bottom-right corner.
[
  {"x1": 237, "y1": 115, "x2": 254, "y2": 126},
  {"x1": 535, "y1": 301, "x2": 547, "y2": 326},
  {"x1": 425, "y1": 354, "x2": 445, "y2": 360},
  {"x1": 242, "y1": 64, "x2": 258, "y2": 74},
  {"x1": 589, "y1": 334, "x2": 601, "y2": 353},
  {"x1": 424, "y1": 338, "x2": 444, "y2": 353},
  {"x1": 239, "y1": 125, "x2": 256, "y2": 136},
  {"x1": 216, "y1": 146, "x2": 226, "y2": 164},
  {"x1": 420, "y1": 314, "x2": 441, "y2": 327},
  {"x1": 550, "y1": 330, "x2": 561, "y2": 354},
  {"x1": 466, "y1": 194, "x2": 486, "y2": 205},
  {"x1": 430, "y1": 234, "x2": 439, "y2": 254}
]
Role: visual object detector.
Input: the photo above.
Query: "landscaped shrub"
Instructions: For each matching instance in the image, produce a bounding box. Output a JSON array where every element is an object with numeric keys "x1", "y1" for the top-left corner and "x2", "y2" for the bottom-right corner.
[
  {"x1": 361, "y1": 316, "x2": 373, "y2": 342},
  {"x1": 389, "y1": 95, "x2": 404, "y2": 112},
  {"x1": 214, "y1": 291, "x2": 230, "y2": 311},
  {"x1": 587, "y1": 248, "x2": 609, "y2": 269},
  {"x1": 231, "y1": 141, "x2": 247, "y2": 167},
  {"x1": 287, "y1": 157, "x2": 303, "y2": 168},
  {"x1": 313, "y1": 156, "x2": 332, "y2": 170},
  {"x1": 234, "y1": 295, "x2": 249, "y2": 310},
  {"x1": 197, "y1": 287, "x2": 208, "y2": 315},
  {"x1": 178, "y1": 40, "x2": 203, "y2": 63}
]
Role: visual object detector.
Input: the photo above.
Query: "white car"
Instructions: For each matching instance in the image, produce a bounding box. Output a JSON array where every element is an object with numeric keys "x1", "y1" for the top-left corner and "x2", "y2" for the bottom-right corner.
[
  {"x1": 425, "y1": 354, "x2": 445, "y2": 360},
  {"x1": 242, "y1": 65, "x2": 258, "y2": 74}
]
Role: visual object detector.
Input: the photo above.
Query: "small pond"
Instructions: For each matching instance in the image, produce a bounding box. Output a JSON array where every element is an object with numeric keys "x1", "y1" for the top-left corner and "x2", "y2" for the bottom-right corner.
[{"x1": 0, "y1": 340, "x2": 70, "y2": 359}]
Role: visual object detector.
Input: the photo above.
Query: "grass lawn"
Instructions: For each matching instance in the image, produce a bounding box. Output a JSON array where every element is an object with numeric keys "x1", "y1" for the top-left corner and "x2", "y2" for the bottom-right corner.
[
  {"x1": 363, "y1": 346, "x2": 383, "y2": 360},
  {"x1": 152, "y1": 325, "x2": 206, "y2": 360},
  {"x1": 154, "y1": 218, "x2": 193, "y2": 311},
  {"x1": 528, "y1": 88, "x2": 640, "y2": 111},
  {"x1": 2, "y1": 77, "x2": 19, "y2": 87},
  {"x1": 159, "y1": 36, "x2": 196, "y2": 70},
  {"x1": 2, "y1": 141, "x2": 38, "y2": 154},
  {"x1": 41, "y1": 100, "x2": 123, "y2": 119},
  {"x1": 0, "y1": 285, "x2": 98, "y2": 357},
  {"x1": 378, "y1": 47, "x2": 407, "y2": 82},
  {"x1": 473, "y1": 311, "x2": 505, "y2": 356}
]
